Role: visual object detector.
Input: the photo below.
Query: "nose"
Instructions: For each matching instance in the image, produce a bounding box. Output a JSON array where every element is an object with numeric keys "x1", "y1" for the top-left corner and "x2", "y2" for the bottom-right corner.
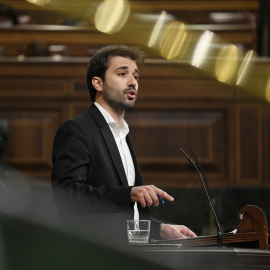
[{"x1": 128, "y1": 74, "x2": 138, "y2": 88}]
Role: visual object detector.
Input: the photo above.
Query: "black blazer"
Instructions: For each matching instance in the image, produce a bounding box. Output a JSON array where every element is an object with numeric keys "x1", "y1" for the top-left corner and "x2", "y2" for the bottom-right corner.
[{"x1": 52, "y1": 104, "x2": 161, "y2": 241}]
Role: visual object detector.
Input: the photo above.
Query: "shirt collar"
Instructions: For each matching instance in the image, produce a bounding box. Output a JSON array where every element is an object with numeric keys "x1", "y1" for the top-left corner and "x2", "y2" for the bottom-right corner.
[{"x1": 94, "y1": 102, "x2": 129, "y2": 137}]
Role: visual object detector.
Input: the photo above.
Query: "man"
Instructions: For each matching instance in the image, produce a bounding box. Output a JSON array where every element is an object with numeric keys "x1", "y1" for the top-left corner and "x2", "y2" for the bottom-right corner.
[{"x1": 51, "y1": 45, "x2": 196, "y2": 243}]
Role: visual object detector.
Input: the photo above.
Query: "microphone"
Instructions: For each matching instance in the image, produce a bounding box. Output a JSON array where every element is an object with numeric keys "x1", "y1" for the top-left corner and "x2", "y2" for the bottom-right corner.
[{"x1": 179, "y1": 148, "x2": 223, "y2": 247}]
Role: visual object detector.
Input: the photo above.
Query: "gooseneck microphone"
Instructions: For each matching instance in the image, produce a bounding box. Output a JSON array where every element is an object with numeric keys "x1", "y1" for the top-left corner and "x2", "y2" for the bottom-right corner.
[{"x1": 179, "y1": 148, "x2": 223, "y2": 247}]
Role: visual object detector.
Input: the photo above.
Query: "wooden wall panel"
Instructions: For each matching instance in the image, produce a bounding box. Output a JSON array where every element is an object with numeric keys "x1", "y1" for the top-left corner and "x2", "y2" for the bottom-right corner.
[
  {"x1": 130, "y1": 0, "x2": 259, "y2": 11},
  {"x1": 0, "y1": 103, "x2": 68, "y2": 179},
  {"x1": 71, "y1": 79, "x2": 89, "y2": 97},
  {"x1": 263, "y1": 106, "x2": 270, "y2": 184},
  {"x1": 236, "y1": 104, "x2": 263, "y2": 184},
  {"x1": 68, "y1": 103, "x2": 92, "y2": 119},
  {"x1": 140, "y1": 78, "x2": 233, "y2": 99},
  {"x1": 126, "y1": 109, "x2": 227, "y2": 186},
  {"x1": 0, "y1": 58, "x2": 270, "y2": 187},
  {"x1": 0, "y1": 78, "x2": 69, "y2": 98},
  {"x1": 1, "y1": 111, "x2": 59, "y2": 169}
]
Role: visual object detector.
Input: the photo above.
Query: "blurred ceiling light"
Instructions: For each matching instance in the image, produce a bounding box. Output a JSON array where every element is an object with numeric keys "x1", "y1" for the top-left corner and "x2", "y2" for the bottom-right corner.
[
  {"x1": 236, "y1": 50, "x2": 254, "y2": 86},
  {"x1": 27, "y1": 0, "x2": 50, "y2": 6},
  {"x1": 159, "y1": 21, "x2": 187, "y2": 60},
  {"x1": 215, "y1": 44, "x2": 240, "y2": 84},
  {"x1": 148, "y1": 11, "x2": 168, "y2": 48},
  {"x1": 265, "y1": 77, "x2": 270, "y2": 103},
  {"x1": 94, "y1": 0, "x2": 130, "y2": 34},
  {"x1": 191, "y1": 31, "x2": 215, "y2": 68},
  {"x1": 136, "y1": 13, "x2": 174, "y2": 23},
  {"x1": 176, "y1": 32, "x2": 192, "y2": 60},
  {"x1": 209, "y1": 12, "x2": 246, "y2": 23}
]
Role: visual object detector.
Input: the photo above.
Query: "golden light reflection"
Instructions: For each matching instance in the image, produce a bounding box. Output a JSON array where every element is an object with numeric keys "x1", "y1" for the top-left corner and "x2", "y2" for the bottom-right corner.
[
  {"x1": 265, "y1": 77, "x2": 270, "y2": 103},
  {"x1": 22, "y1": 0, "x2": 267, "y2": 101},
  {"x1": 236, "y1": 50, "x2": 254, "y2": 86},
  {"x1": 175, "y1": 32, "x2": 192, "y2": 60},
  {"x1": 94, "y1": 0, "x2": 130, "y2": 34},
  {"x1": 191, "y1": 31, "x2": 215, "y2": 68},
  {"x1": 27, "y1": 0, "x2": 50, "y2": 6},
  {"x1": 159, "y1": 21, "x2": 187, "y2": 60},
  {"x1": 148, "y1": 11, "x2": 168, "y2": 48},
  {"x1": 215, "y1": 45, "x2": 240, "y2": 84}
]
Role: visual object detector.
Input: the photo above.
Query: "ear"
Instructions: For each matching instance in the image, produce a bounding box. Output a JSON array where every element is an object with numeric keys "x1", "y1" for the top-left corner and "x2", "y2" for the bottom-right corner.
[{"x1": 92, "y1": 77, "x2": 103, "y2": 92}]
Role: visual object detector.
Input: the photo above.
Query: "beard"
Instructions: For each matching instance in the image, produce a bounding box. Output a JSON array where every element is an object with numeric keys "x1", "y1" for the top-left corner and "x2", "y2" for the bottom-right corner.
[{"x1": 102, "y1": 82, "x2": 137, "y2": 114}]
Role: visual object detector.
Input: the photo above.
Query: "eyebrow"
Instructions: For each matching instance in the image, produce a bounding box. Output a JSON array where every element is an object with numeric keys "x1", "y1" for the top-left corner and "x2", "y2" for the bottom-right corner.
[{"x1": 115, "y1": 66, "x2": 140, "y2": 74}]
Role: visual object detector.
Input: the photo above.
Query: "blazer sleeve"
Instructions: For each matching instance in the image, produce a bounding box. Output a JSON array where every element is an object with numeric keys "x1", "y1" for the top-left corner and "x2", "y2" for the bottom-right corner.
[{"x1": 51, "y1": 119, "x2": 132, "y2": 215}]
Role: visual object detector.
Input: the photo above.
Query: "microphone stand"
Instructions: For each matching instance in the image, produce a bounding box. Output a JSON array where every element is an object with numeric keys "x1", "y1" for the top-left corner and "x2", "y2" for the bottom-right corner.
[{"x1": 179, "y1": 148, "x2": 223, "y2": 247}]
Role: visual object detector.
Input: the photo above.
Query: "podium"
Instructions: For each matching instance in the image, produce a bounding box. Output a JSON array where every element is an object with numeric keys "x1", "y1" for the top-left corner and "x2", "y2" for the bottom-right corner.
[
  {"x1": 127, "y1": 205, "x2": 270, "y2": 269},
  {"x1": 0, "y1": 201, "x2": 269, "y2": 270},
  {"x1": 151, "y1": 205, "x2": 269, "y2": 250}
]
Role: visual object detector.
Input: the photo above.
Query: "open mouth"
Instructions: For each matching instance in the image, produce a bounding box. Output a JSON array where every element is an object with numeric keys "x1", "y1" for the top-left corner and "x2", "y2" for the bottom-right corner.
[{"x1": 127, "y1": 90, "x2": 136, "y2": 100}]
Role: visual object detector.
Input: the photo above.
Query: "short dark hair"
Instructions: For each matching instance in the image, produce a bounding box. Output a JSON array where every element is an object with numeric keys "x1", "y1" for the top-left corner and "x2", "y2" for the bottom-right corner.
[{"x1": 86, "y1": 45, "x2": 144, "y2": 102}]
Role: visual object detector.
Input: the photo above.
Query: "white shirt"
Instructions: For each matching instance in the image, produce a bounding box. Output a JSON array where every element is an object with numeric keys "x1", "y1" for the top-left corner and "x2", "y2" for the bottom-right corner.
[{"x1": 94, "y1": 102, "x2": 139, "y2": 220}]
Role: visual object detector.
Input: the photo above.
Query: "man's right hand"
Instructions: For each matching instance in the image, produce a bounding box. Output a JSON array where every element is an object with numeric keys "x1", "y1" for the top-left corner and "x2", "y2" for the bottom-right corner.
[{"x1": 131, "y1": 185, "x2": 174, "y2": 208}]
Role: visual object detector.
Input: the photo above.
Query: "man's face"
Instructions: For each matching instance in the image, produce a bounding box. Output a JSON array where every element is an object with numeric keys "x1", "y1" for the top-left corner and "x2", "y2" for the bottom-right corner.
[{"x1": 102, "y1": 56, "x2": 139, "y2": 112}]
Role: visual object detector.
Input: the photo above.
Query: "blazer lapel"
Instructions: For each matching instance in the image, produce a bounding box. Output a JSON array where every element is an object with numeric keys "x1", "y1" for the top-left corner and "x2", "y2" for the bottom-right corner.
[
  {"x1": 89, "y1": 104, "x2": 129, "y2": 187},
  {"x1": 126, "y1": 135, "x2": 144, "y2": 186}
]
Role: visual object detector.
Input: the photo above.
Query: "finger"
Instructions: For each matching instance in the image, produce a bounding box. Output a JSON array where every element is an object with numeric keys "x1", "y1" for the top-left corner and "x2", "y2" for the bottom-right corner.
[
  {"x1": 142, "y1": 187, "x2": 153, "y2": 206},
  {"x1": 186, "y1": 229, "x2": 197, "y2": 238},
  {"x1": 136, "y1": 187, "x2": 153, "y2": 207},
  {"x1": 145, "y1": 186, "x2": 159, "y2": 206},
  {"x1": 139, "y1": 199, "x2": 146, "y2": 208},
  {"x1": 175, "y1": 232, "x2": 187, "y2": 239},
  {"x1": 155, "y1": 188, "x2": 174, "y2": 202},
  {"x1": 169, "y1": 227, "x2": 187, "y2": 239},
  {"x1": 177, "y1": 225, "x2": 197, "y2": 238},
  {"x1": 130, "y1": 187, "x2": 140, "y2": 202},
  {"x1": 138, "y1": 192, "x2": 146, "y2": 208},
  {"x1": 157, "y1": 194, "x2": 165, "y2": 205}
]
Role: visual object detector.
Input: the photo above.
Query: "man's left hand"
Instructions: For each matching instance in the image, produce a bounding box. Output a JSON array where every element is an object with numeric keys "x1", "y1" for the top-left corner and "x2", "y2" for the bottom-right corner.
[{"x1": 160, "y1": 224, "x2": 197, "y2": 240}]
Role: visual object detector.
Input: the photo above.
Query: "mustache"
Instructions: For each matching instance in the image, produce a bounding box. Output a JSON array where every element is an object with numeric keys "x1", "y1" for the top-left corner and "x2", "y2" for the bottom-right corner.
[{"x1": 123, "y1": 86, "x2": 136, "y2": 94}]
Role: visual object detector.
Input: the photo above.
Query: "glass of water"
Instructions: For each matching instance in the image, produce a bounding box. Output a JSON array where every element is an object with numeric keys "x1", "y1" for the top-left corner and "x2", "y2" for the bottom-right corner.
[{"x1": 127, "y1": 220, "x2": 151, "y2": 244}]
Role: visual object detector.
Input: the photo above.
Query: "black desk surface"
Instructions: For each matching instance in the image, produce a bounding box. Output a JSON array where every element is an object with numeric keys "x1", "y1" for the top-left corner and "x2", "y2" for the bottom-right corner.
[{"x1": 127, "y1": 244, "x2": 270, "y2": 270}]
